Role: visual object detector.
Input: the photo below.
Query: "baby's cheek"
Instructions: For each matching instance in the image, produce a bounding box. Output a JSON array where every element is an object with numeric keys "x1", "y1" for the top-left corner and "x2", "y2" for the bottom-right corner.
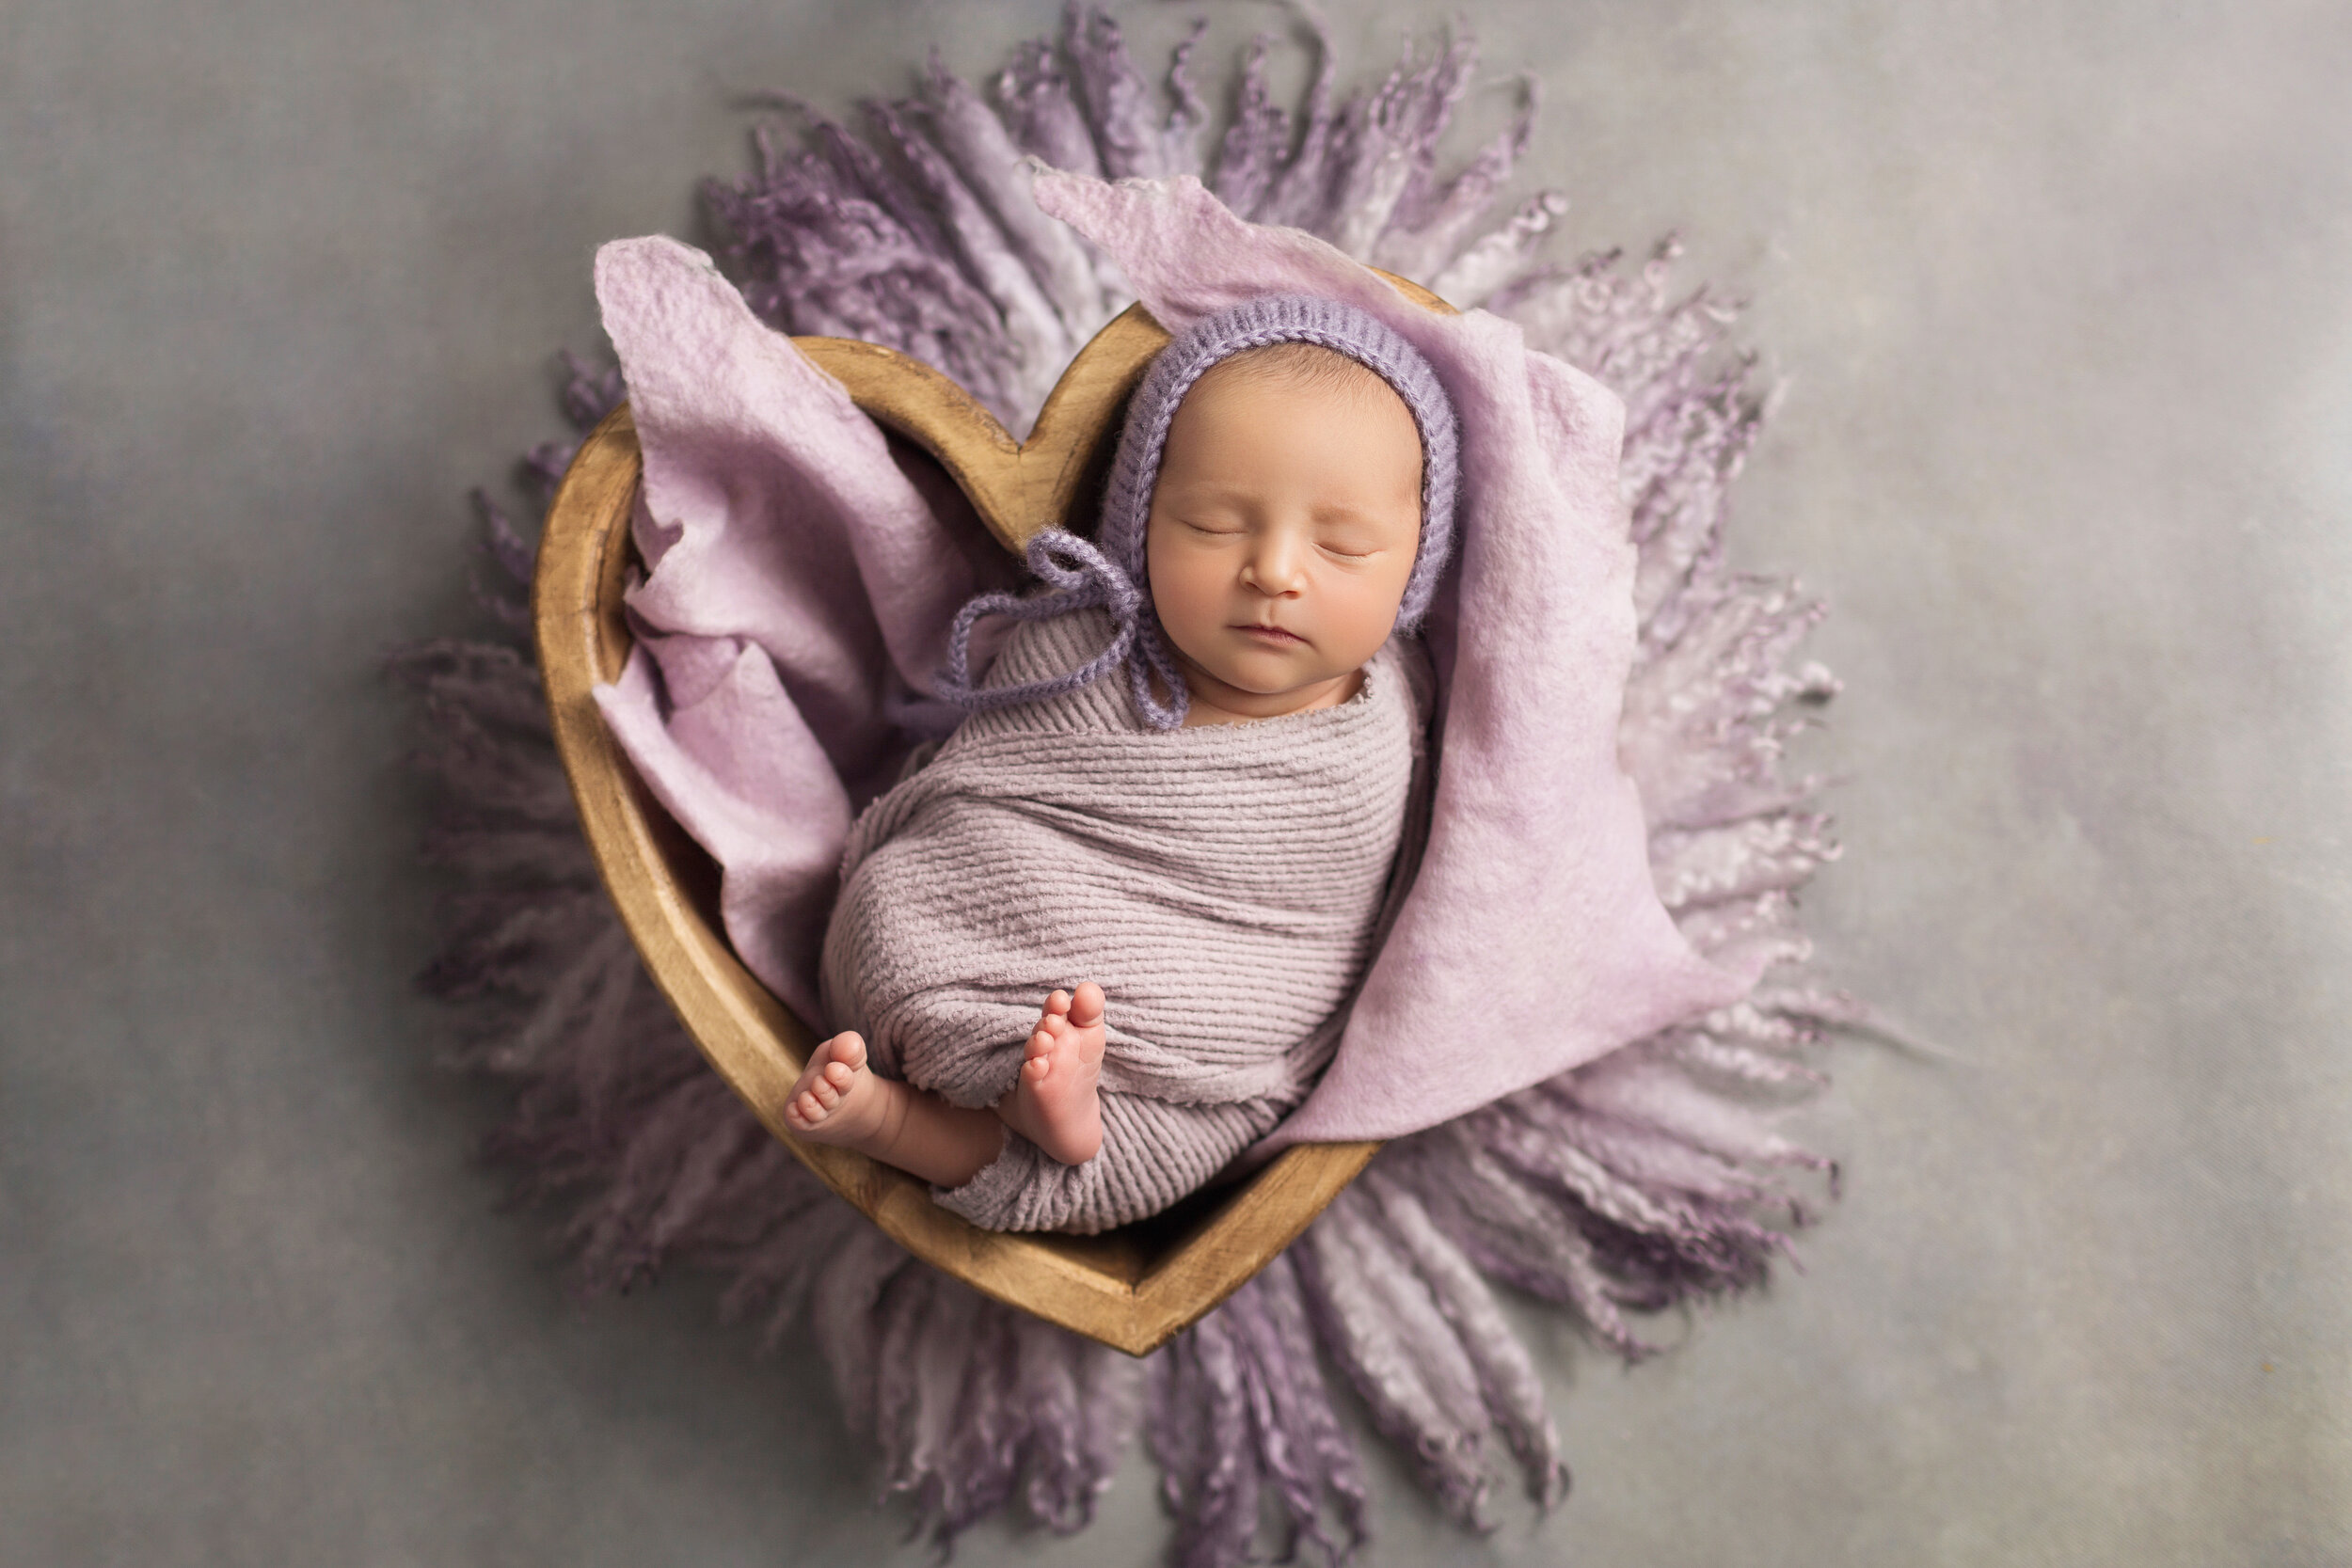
[
  {"x1": 1325, "y1": 570, "x2": 1407, "y2": 652},
  {"x1": 1146, "y1": 541, "x2": 1225, "y2": 643}
]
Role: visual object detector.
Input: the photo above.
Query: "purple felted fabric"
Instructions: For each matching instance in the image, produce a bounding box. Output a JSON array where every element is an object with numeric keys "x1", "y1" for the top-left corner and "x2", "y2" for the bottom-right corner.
[
  {"x1": 589, "y1": 238, "x2": 1015, "y2": 1025},
  {"x1": 1030, "y1": 171, "x2": 1759, "y2": 1148},
  {"x1": 593, "y1": 172, "x2": 1757, "y2": 1147}
]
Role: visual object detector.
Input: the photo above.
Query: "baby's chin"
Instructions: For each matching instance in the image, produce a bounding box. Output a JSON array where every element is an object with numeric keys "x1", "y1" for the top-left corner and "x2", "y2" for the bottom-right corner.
[
  {"x1": 1178, "y1": 649, "x2": 1368, "y2": 719},
  {"x1": 1193, "y1": 649, "x2": 1324, "y2": 694}
]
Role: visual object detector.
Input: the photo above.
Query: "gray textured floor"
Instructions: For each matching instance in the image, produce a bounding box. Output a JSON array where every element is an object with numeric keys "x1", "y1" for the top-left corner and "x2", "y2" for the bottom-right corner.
[{"x1": 5, "y1": 2, "x2": 2348, "y2": 1563}]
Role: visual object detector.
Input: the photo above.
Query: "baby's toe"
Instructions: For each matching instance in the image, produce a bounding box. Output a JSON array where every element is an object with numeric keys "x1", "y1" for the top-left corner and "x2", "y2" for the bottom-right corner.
[{"x1": 822, "y1": 1059, "x2": 856, "y2": 1089}]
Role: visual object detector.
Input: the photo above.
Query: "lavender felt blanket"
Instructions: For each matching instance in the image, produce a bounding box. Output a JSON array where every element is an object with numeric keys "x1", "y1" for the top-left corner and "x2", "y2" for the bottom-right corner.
[
  {"x1": 593, "y1": 170, "x2": 1758, "y2": 1161},
  {"x1": 822, "y1": 608, "x2": 1423, "y2": 1232}
]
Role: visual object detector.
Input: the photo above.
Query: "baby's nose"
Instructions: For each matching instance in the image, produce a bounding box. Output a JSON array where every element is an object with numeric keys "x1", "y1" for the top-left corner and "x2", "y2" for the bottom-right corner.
[{"x1": 1243, "y1": 536, "x2": 1309, "y2": 594}]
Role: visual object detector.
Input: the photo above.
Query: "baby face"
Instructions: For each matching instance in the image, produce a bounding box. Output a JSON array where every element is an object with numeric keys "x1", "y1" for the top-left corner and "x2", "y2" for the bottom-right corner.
[{"x1": 1144, "y1": 350, "x2": 1424, "y2": 724}]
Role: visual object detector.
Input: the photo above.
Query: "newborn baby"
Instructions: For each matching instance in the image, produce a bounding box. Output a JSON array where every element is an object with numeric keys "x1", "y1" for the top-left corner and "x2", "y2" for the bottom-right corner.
[{"x1": 781, "y1": 295, "x2": 1458, "y2": 1233}]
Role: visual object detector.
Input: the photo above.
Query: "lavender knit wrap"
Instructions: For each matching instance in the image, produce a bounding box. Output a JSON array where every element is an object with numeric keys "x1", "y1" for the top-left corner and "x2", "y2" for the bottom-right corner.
[{"x1": 937, "y1": 293, "x2": 1460, "y2": 730}]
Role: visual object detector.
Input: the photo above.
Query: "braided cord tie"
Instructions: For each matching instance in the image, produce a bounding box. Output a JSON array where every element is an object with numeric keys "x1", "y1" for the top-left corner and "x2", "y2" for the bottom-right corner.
[{"x1": 935, "y1": 529, "x2": 1189, "y2": 728}]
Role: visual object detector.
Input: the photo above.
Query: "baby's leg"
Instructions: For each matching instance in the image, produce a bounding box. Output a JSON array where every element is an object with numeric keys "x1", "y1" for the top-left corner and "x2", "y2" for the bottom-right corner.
[
  {"x1": 784, "y1": 1031, "x2": 1005, "y2": 1188},
  {"x1": 939, "y1": 1087, "x2": 1288, "y2": 1234},
  {"x1": 997, "y1": 984, "x2": 1107, "y2": 1165}
]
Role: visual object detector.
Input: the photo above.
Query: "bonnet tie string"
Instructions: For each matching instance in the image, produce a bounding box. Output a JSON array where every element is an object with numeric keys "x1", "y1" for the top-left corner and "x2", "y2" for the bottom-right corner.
[{"x1": 935, "y1": 529, "x2": 1187, "y2": 728}]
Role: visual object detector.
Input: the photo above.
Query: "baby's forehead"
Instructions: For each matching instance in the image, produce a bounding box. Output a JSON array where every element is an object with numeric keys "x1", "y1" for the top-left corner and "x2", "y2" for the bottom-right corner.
[
  {"x1": 1189, "y1": 341, "x2": 1401, "y2": 404},
  {"x1": 1163, "y1": 343, "x2": 1425, "y2": 472}
]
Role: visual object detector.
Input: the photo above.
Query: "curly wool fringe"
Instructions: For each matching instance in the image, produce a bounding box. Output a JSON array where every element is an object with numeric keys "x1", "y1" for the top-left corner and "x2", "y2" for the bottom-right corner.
[{"x1": 399, "y1": 9, "x2": 1851, "y2": 1562}]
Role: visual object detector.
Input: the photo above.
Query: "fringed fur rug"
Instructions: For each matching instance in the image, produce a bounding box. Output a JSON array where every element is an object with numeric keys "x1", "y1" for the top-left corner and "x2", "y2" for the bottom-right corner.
[{"x1": 393, "y1": 11, "x2": 1858, "y2": 1562}]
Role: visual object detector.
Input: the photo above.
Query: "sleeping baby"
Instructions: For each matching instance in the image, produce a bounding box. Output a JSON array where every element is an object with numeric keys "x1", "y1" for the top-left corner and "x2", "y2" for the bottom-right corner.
[{"x1": 780, "y1": 294, "x2": 1458, "y2": 1234}]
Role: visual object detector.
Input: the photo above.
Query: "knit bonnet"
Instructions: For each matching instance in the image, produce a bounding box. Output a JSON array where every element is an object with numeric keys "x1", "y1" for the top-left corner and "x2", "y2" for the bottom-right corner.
[{"x1": 938, "y1": 293, "x2": 1460, "y2": 729}]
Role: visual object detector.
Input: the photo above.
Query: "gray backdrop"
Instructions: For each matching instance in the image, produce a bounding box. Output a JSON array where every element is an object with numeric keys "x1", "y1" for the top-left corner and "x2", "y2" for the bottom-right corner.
[{"x1": 5, "y1": 2, "x2": 2346, "y2": 1562}]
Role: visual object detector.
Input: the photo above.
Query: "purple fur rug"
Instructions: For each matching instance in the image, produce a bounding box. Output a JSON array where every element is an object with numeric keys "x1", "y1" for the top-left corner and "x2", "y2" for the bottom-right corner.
[{"x1": 393, "y1": 11, "x2": 1858, "y2": 1563}]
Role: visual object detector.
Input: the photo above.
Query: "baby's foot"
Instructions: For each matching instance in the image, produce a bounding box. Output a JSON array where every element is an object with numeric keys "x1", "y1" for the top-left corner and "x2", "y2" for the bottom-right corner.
[
  {"x1": 1005, "y1": 984, "x2": 1107, "y2": 1164},
  {"x1": 784, "y1": 1031, "x2": 895, "y2": 1148}
]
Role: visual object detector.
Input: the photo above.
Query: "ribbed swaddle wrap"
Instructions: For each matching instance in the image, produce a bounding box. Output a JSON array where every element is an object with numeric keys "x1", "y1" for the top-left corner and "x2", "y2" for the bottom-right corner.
[{"x1": 819, "y1": 606, "x2": 1427, "y2": 1233}]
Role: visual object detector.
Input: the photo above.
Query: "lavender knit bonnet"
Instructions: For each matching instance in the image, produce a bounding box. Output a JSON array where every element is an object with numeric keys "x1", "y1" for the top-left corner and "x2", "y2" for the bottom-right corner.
[{"x1": 937, "y1": 293, "x2": 1461, "y2": 729}]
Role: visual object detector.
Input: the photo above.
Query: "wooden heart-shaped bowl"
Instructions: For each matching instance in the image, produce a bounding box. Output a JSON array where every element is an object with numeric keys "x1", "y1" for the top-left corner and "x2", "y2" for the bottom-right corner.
[{"x1": 536, "y1": 283, "x2": 1446, "y2": 1355}]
